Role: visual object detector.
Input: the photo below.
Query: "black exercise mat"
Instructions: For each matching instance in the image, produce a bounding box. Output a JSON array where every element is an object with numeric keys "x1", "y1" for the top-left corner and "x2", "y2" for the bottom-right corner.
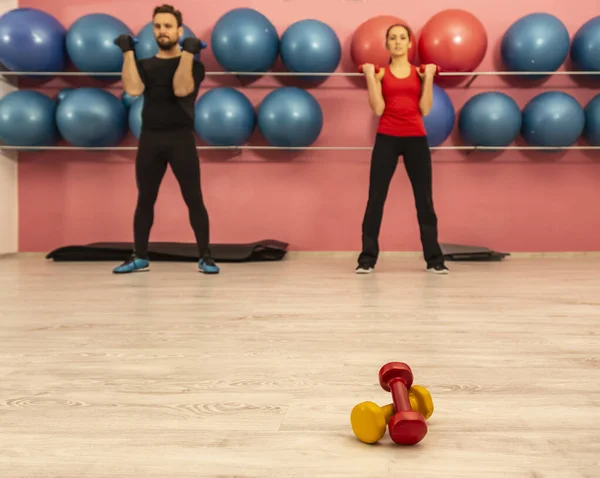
[
  {"x1": 441, "y1": 243, "x2": 510, "y2": 261},
  {"x1": 46, "y1": 240, "x2": 288, "y2": 263}
]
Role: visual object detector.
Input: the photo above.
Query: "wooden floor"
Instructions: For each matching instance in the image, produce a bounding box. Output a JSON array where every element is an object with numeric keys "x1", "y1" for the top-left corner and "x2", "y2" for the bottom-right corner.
[{"x1": 0, "y1": 253, "x2": 599, "y2": 477}]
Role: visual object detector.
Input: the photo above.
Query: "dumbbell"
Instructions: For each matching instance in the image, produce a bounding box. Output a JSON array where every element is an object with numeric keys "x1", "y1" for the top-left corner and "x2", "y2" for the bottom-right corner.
[
  {"x1": 131, "y1": 37, "x2": 208, "y2": 50},
  {"x1": 418, "y1": 64, "x2": 442, "y2": 76},
  {"x1": 357, "y1": 64, "x2": 382, "y2": 74},
  {"x1": 357, "y1": 64, "x2": 441, "y2": 76},
  {"x1": 379, "y1": 362, "x2": 428, "y2": 445},
  {"x1": 350, "y1": 385, "x2": 434, "y2": 444},
  {"x1": 115, "y1": 35, "x2": 208, "y2": 52}
]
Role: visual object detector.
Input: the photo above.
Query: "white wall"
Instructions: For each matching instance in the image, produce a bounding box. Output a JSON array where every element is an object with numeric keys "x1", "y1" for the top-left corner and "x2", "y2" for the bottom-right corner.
[{"x1": 0, "y1": 0, "x2": 18, "y2": 254}]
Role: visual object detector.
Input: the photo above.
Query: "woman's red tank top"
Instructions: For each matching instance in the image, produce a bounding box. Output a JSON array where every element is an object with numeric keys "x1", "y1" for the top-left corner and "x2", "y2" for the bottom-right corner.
[{"x1": 376, "y1": 65, "x2": 427, "y2": 137}]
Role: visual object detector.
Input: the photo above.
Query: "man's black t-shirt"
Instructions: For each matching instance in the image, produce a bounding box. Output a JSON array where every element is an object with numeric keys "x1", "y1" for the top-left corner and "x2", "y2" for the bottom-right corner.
[{"x1": 136, "y1": 56, "x2": 205, "y2": 131}]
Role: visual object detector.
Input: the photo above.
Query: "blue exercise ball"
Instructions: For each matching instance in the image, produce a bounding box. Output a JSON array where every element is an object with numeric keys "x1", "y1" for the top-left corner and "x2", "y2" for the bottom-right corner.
[
  {"x1": 257, "y1": 87, "x2": 323, "y2": 147},
  {"x1": 128, "y1": 97, "x2": 144, "y2": 139},
  {"x1": 280, "y1": 19, "x2": 341, "y2": 80},
  {"x1": 66, "y1": 13, "x2": 133, "y2": 73},
  {"x1": 0, "y1": 8, "x2": 67, "y2": 72},
  {"x1": 56, "y1": 88, "x2": 128, "y2": 147},
  {"x1": 583, "y1": 95, "x2": 600, "y2": 146},
  {"x1": 501, "y1": 13, "x2": 570, "y2": 74},
  {"x1": 521, "y1": 92, "x2": 585, "y2": 147},
  {"x1": 459, "y1": 92, "x2": 522, "y2": 147},
  {"x1": 56, "y1": 87, "x2": 74, "y2": 103},
  {"x1": 135, "y1": 22, "x2": 198, "y2": 60},
  {"x1": 0, "y1": 91, "x2": 58, "y2": 146},
  {"x1": 211, "y1": 8, "x2": 279, "y2": 72},
  {"x1": 571, "y1": 16, "x2": 600, "y2": 73},
  {"x1": 121, "y1": 92, "x2": 140, "y2": 109},
  {"x1": 195, "y1": 88, "x2": 256, "y2": 146},
  {"x1": 422, "y1": 85, "x2": 455, "y2": 147}
]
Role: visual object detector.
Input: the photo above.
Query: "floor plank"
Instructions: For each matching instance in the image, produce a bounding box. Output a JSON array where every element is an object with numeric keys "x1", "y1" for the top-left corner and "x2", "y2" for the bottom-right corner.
[{"x1": 0, "y1": 254, "x2": 599, "y2": 477}]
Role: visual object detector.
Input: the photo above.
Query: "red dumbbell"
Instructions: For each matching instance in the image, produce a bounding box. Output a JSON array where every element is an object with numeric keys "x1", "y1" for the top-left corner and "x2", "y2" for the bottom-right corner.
[
  {"x1": 357, "y1": 64, "x2": 382, "y2": 74},
  {"x1": 378, "y1": 362, "x2": 428, "y2": 445},
  {"x1": 358, "y1": 64, "x2": 440, "y2": 76},
  {"x1": 417, "y1": 64, "x2": 442, "y2": 76}
]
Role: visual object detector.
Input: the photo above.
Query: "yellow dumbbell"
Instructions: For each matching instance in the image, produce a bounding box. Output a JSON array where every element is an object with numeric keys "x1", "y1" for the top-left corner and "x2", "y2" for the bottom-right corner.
[
  {"x1": 350, "y1": 385, "x2": 434, "y2": 444},
  {"x1": 408, "y1": 385, "x2": 434, "y2": 420}
]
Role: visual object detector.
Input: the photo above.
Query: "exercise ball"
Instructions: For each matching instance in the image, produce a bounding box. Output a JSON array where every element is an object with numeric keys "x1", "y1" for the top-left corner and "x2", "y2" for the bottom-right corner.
[
  {"x1": 195, "y1": 88, "x2": 256, "y2": 146},
  {"x1": 571, "y1": 16, "x2": 600, "y2": 73},
  {"x1": 351, "y1": 15, "x2": 416, "y2": 68},
  {"x1": 280, "y1": 19, "x2": 341, "y2": 79},
  {"x1": 56, "y1": 88, "x2": 128, "y2": 147},
  {"x1": 521, "y1": 92, "x2": 585, "y2": 147},
  {"x1": 422, "y1": 85, "x2": 455, "y2": 147},
  {"x1": 501, "y1": 13, "x2": 570, "y2": 74},
  {"x1": 0, "y1": 91, "x2": 58, "y2": 146},
  {"x1": 128, "y1": 97, "x2": 144, "y2": 139},
  {"x1": 0, "y1": 8, "x2": 67, "y2": 72},
  {"x1": 56, "y1": 88, "x2": 74, "y2": 103},
  {"x1": 121, "y1": 92, "x2": 139, "y2": 109},
  {"x1": 459, "y1": 92, "x2": 522, "y2": 147},
  {"x1": 211, "y1": 8, "x2": 279, "y2": 72},
  {"x1": 135, "y1": 21, "x2": 198, "y2": 60},
  {"x1": 257, "y1": 87, "x2": 323, "y2": 147},
  {"x1": 583, "y1": 95, "x2": 600, "y2": 146},
  {"x1": 418, "y1": 9, "x2": 487, "y2": 72},
  {"x1": 66, "y1": 14, "x2": 133, "y2": 74}
]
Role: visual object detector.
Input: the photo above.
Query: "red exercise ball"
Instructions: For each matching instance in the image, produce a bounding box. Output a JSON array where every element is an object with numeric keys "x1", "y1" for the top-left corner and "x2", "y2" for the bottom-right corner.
[
  {"x1": 418, "y1": 9, "x2": 487, "y2": 72},
  {"x1": 351, "y1": 15, "x2": 417, "y2": 68}
]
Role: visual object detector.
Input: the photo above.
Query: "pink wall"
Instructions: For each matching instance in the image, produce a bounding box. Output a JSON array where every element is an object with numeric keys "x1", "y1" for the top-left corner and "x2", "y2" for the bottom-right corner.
[{"x1": 16, "y1": 0, "x2": 600, "y2": 253}]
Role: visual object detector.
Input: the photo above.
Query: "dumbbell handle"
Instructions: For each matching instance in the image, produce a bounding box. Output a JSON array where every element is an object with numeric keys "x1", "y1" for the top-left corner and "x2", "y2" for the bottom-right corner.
[
  {"x1": 389, "y1": 377, "x2": 412, "y2": 413},
  {"x1": 380, "y1": 403, "x2": 395, "y2": 422}
]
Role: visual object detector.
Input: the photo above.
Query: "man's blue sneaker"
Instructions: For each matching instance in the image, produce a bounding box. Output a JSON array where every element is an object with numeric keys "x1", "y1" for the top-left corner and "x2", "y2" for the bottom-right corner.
[
  {"x1": 112, "y1": 256, "x2": 150, "y2": 274},
  {"x1": 198, "y1": 255, "x2": 220, "y2": 274}
]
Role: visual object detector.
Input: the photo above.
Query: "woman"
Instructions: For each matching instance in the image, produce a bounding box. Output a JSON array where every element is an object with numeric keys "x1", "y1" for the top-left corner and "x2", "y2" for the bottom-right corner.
[{"x1": 356, "y1": 24, "x2": 449, "y2": 275}]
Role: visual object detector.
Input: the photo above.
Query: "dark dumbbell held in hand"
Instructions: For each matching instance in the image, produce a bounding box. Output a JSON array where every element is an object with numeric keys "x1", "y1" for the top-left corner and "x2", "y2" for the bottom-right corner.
[
  {"x1": 113, "y1": 34, "x2": 206, "y2": 55},
  {"x1": 181, "y1": 37, "x2": 203, "y2": 55},
  {"x1": 113, "y1": 34, "x2": 136, "y2": 53}
]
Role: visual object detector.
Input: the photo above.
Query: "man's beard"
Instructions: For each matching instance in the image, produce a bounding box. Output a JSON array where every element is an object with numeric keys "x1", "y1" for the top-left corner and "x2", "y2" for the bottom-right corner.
[{"x1": 157, "y1": 37, "x2": 178, "y2": 51}]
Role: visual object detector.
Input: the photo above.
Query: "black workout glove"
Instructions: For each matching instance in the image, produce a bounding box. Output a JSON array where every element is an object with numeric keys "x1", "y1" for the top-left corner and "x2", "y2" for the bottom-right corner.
[
  {"x1": 181, "y1": 37, "x2": 202, "y2": 55},
  {"x1": 114, "y1": 34, "x2": 135, "y2": 53}
]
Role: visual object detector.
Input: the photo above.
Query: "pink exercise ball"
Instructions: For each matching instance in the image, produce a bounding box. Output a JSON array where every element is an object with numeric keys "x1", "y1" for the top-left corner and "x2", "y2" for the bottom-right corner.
[
  {"x1": 351, "y1": 15, "x2": 417, "y2": 68},
  {"x1": 418, "y1": 9, "x2": 487, "y2": 71}
]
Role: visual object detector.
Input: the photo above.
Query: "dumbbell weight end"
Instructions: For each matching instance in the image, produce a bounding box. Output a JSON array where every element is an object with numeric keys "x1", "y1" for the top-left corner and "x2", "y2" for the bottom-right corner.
[
  {"x1": 350, "y1": 401, "x2": 394, "y2": 444},
  {"x1": 409, "y1": 385, "x2": 434, "y2": 420}
]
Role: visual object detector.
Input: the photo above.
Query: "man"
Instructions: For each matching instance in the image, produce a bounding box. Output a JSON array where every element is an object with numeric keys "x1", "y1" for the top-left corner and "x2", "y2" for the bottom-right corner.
[{"x1": 112, "y1": 4, "x2": 219, "y2": 274}]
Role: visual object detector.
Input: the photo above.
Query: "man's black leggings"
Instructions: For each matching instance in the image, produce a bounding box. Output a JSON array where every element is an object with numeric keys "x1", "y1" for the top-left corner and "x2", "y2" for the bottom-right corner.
[
  {"x1": 133, "y1": 128, "x2": 209, "y2": 259},
  {"x1": 358, "y1": 133, "x2": 444, "y2": 267}
]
